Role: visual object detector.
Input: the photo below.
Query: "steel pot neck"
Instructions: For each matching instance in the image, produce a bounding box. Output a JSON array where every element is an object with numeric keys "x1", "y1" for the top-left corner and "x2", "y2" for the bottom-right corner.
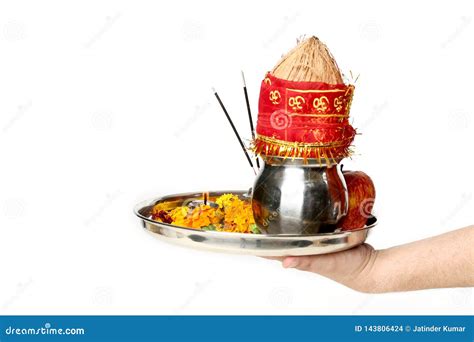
[{"x1": 260, "y1": 156, "x2": 341, "y2": 167}]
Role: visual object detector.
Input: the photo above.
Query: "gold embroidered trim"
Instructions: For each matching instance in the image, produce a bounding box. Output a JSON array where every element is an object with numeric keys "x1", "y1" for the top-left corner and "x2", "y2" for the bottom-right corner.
[
  {"x1": 251, "y1": 135, "x2": 353, "y2": 162},
  {"x1": 255, "y1": 134, "x2": 352, "y2": 148}
]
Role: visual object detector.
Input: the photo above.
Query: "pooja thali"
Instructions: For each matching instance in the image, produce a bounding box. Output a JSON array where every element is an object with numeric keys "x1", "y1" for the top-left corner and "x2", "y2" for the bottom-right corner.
[
  {"x1": 135, "y1": 37, "x2": 379, "y2": 257},
  {"x1": 134, "y1": 190, "x2": 377, "y2": 257}
]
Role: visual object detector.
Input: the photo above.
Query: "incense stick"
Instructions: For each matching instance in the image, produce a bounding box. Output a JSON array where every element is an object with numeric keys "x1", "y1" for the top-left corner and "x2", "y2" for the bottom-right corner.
[
  {"x1": 212, "y1": 88, "x2": 256, "y2": 175},
  {"x1": 241, "y1": 71, "x2": 260, "y2": 169}
]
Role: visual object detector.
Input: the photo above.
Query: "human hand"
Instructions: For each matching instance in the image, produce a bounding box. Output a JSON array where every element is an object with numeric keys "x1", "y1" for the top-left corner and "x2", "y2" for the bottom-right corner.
[
  {"x1": 265, "y1": 226, "x2": 474, "y2": 293},
  {"x1": 266, "y1": 243, "x2": 381, "y2": 293}
]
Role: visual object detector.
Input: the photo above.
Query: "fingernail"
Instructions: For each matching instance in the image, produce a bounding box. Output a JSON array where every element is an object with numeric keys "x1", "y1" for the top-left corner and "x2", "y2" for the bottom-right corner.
[{"x1": 284, "y1": 258, "x2": 298, "y2": 268}]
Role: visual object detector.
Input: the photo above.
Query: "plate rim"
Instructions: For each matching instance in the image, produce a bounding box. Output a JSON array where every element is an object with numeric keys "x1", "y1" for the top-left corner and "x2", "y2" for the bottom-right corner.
[{"x1": 134, "y1": 190, "x2": 377, "y2": 239}]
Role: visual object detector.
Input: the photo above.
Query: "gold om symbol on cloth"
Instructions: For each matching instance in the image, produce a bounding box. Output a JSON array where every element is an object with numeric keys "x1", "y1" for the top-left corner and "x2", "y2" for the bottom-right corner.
[
  {"x1": 288, "y1": 96, "x2": 305, "y2": 110},
  {"x1": 313, "y1": 96, "x2": 330, "y2": 113},
  {"x1": 269, "y1": 90, "x2": 281, "y2": 104},
  {"x1": 333, "y1": 96, "x2": 344, "y2": 112}
]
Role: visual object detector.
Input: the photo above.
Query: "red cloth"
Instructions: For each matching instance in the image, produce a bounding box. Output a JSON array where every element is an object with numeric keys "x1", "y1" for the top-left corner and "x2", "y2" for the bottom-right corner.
[{"x1": 255, "y1": 73, "x2": 356, "y2": 160}]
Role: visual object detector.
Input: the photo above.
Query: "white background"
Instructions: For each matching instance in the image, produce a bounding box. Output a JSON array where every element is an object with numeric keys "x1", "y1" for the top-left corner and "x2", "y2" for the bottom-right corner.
[{"x1": 1, "y1": 0, "x2": 473, "y2": 315}]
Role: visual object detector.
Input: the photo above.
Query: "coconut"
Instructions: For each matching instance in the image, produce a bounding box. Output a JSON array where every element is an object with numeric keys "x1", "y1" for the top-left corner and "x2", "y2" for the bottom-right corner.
[{"x1": 271, "y1": 36, "x2": 343, "y2": 84}]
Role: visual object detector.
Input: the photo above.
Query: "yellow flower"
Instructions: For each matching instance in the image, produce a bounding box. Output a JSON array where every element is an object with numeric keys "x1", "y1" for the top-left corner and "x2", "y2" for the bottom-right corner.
[
  {"x1": 151, "y1": 194, "x2": 258, "y2": 233},
  {"x1": 169, "y1": 206, "x2": 189, "y2": 226},
  {"x1": 215, "y1": 193, "x2": 239, "y2": 209},
  {"x1": 150, "y1": 202, "x2": 169, "y2": 216}
]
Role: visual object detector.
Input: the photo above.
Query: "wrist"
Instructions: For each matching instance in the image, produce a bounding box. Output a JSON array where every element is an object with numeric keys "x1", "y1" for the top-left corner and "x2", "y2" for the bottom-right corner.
[
  {"x1": 341, "y1": 244, "x2": 384, "y2": 293},
  {"x1": 364, "y1": 248, "x2": 391, "y2": 293}
]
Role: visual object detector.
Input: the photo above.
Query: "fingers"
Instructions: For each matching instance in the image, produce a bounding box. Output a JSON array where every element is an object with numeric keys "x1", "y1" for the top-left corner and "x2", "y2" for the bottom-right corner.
[
  {"x1": 282, "y1": 255, "x2": 328, "y2": 272},
  {"x1": 262, "y1": 255, "x2": 318, "y2": 269},
  {"x1": 264, "y1": 254, "x2": 336, "y2": 272},
  {"x1": 261, "y1": 255, "x2": 322, "y2": 270},
  {"x1": 282, "y1": 257, "x2": 299, "y2": 268},
  {"x1": 260, "y1": 256, "x2": 284, "y2": 261}
]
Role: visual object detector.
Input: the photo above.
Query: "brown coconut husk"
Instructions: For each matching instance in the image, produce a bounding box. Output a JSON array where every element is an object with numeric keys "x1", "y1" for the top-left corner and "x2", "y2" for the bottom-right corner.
[{"x1": 271, "y1": 36, "x2": 343, "y2": 84}]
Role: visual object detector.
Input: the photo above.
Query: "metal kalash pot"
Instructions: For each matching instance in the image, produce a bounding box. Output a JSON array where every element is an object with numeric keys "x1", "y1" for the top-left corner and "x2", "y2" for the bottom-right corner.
[
  {"x1": 250, "y1": 37, "x2": 357, "y2": 235},
  {"x1": 252, "y1": 157, "x2": 347, "y2": 234}
]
